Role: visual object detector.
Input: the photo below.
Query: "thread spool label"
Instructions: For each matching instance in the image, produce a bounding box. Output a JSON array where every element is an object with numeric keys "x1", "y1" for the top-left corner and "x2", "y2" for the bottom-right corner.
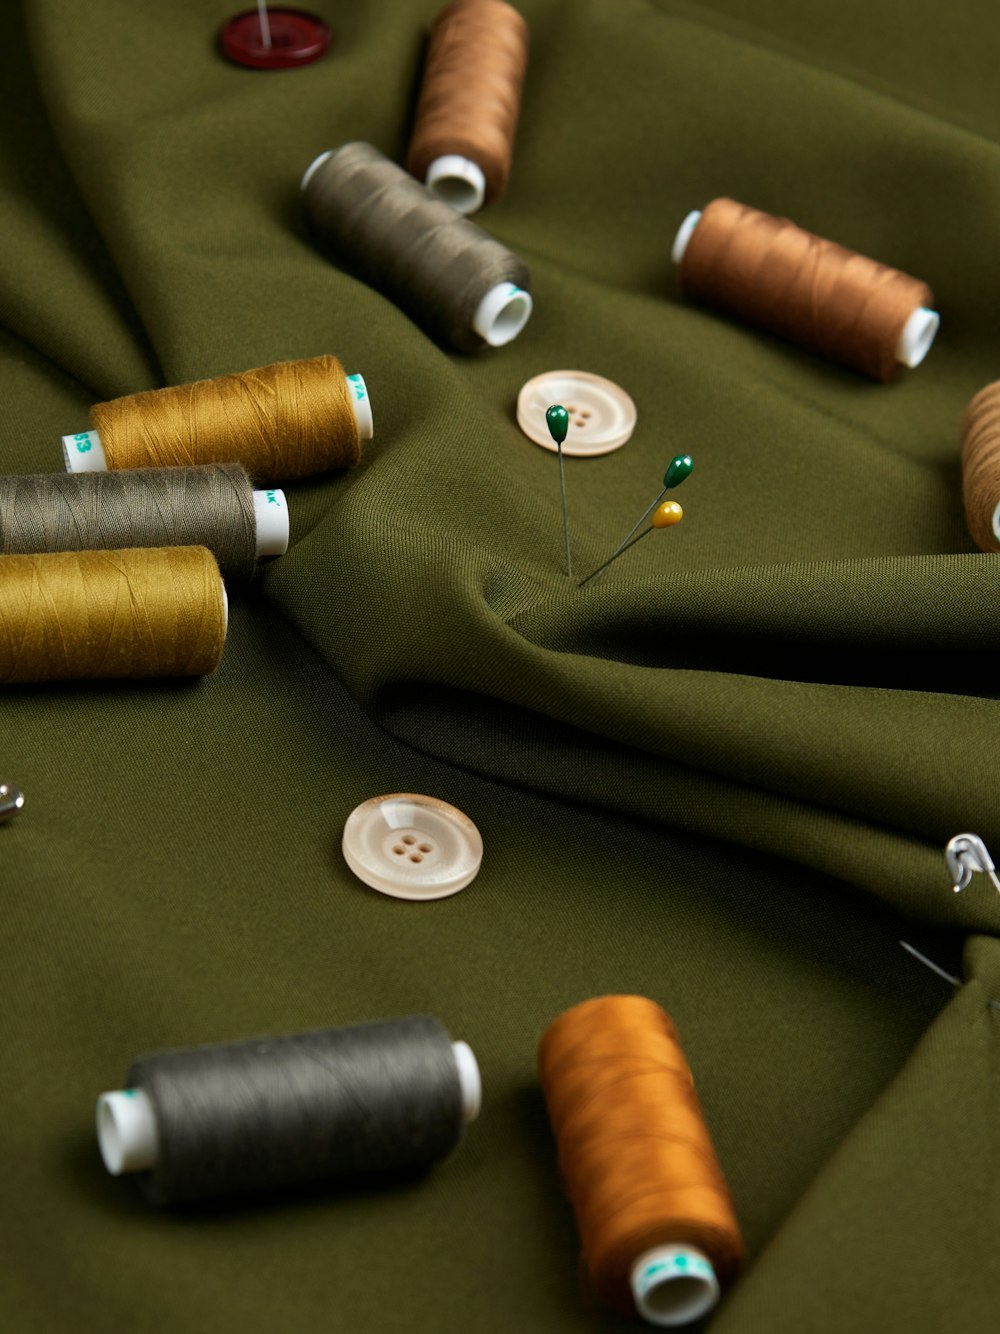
[
  {"x1": 266, "y1": 490, "x2": 282, "y2": 506},
  {"x1": 73, "y1": 431, "x2": 97, "y2": 454},
  {"x1": 347, "y1": 374, "x2": 367, "y2": 404},
  {"x1": 635, "y1": 1251, "x2": 715, "y2": 1298}
]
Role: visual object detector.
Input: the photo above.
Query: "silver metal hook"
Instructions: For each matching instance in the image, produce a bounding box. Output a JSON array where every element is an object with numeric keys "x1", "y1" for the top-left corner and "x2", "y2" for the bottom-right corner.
[
  {"x1": 945, "y1": 833, "x2": 1000, "y2": 896},
  {"x1": 0, "y1": 785, "x2": 24, "y2": 823}
]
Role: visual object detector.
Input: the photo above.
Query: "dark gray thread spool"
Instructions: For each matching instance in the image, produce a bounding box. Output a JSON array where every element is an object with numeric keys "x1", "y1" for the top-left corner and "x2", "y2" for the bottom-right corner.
[
  {"x1": 96, "y1": 1016, "x2": 481, "y2": 1206},
  {"x1": 301, "y1": 141, "x2": 532, "y2": 352},
  {"x1": 0, "y1": 465, "x2": 260, "y2": 581}
]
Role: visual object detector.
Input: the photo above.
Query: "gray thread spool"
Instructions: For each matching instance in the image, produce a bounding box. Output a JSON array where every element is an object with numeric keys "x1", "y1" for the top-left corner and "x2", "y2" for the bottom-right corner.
[
  {"x1": 301, "y1": 141, "x2": 532, "y2": 352},
  {"x1": 0, "y1": 465, "x2": 285, "y2": 580},
  {"x1": 96, "y1": 1016, "x2": 482, "y2": 1206}
]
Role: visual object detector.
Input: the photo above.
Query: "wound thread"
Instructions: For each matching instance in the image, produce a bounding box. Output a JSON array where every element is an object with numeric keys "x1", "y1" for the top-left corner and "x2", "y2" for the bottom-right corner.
[
  {"x1": 90, "y1": 355, "x2": 360, "y2": 484},
  {"x1": 0, "y1": 465, "x2": 258, "y2": 581},
  {"x1": 302, "y1": 141, "x2": 532, "y2": 352},
  {"x1": 961, "y1": 380, "x2": 1000, "y2": 551},
  {"x1": 0, "y1": 547, "x2": 226, "y2": 683},
  {"x1": 406, "y1": 0, "x2": 529, "y2": 212},
  {"x1": 538, "y1": 995, "x2": 743, "y2": 1325},
  {"x1": 105, "y1": 1016, "x2": 471, "y2": 1206},
  {"x1": 676, "y1": 198, "x2": 936, "y2": 381}
]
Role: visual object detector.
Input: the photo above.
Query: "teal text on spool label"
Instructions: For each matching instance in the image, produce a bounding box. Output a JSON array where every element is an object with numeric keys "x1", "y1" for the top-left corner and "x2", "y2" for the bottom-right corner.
[
  {"x1": 266, "y1": 490, "x2": 281, "y2": 506},
  {"x1": 347, "y1": 373, "x2": 366, "y2": 403},
  {"x1": 74, "y1": 432, "x2": 93, "y2": 454}
]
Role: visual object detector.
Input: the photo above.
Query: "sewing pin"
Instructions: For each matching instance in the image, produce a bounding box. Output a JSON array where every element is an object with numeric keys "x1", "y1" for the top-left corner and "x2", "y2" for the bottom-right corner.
[
  {"x1": 579, "y1": 454, "x2": 692, "y2": 587},
  {"x1": 578, "y1": 501, "x2": 683, "y2": 587},
  {"x1": 546, "y1": 405, "x2": 573, "y2": 577}
]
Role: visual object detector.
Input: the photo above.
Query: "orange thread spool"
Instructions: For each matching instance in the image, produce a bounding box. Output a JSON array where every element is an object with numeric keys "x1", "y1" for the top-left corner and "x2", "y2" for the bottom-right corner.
[
  {"x1": 406, "y1": 0, "x2": 529, "y2": 213},
  {"x1": 538, "y1": 995, "x2": 743, "y2": 1327},
  {"x1": 674, "y1": 198, "x2": 938, "y2": 381},
  {"x1": 961, "y1": 380, "x2": 1000, "y2": 552}
]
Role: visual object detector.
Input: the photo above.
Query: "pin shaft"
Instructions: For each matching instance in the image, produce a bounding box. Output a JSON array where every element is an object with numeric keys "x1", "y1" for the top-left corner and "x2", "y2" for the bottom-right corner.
[
  {"x1": 578, "y1": 526, "x2": 652, "y2": 587},
  {"x1": 557, "y1": 442, "x2": 572, "y2": 577},
  {"x1": 257, "y1": 0, "x2": 272, "y2": 48}
]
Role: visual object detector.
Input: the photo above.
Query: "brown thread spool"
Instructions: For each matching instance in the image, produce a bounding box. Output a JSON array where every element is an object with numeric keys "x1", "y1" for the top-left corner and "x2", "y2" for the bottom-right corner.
[
  {"x1": 961, "y1": 380, "x2": 1000, "y2": 551},
  {"x1": 538, "y1": 995, "x2": 743, "y2": 1327},
  {"x1": 406, "y1": 0, "x2": 529, "y2": 214},
  {"x1": 62, "y1": 356, "x2": 372, "y2": 486},
  {"x1": 0, "y1": 547, "x2": 226, "y2": 684},
  {"x1": 673, "y1": 198, "x2": 938, "y2": 381}
]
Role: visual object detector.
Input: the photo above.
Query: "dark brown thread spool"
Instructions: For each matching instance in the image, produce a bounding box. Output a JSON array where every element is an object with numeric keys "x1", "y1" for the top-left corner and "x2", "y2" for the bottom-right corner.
[
  {"x1": 301, "y1": 141, "x2": 532, "y2": 351},
  {"x1": 406, "y1": 0, "x2": 529, "y2": 214},
  {"x1": 673, "y1": 198, "x2": 938, "y2": 381},
  {"x1": 961, "y1": 380, "x2": 1000, "y2": 551},
  {"x1": 95, "y1": 1017, "x2": 482, "y2": 1206}
]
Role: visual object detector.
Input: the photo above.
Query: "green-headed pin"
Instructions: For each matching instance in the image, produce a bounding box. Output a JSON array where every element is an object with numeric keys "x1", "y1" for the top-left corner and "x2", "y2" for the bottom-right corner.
[
  {"x1": 594, "y1": 453, "x2": 694, "y2": 577},
  {"x1": 546, "y1": 404, "x2": 572, "y2": 577}
]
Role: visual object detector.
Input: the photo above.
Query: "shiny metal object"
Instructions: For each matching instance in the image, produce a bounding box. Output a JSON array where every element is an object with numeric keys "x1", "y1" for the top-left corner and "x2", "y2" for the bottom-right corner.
[
  {"x1": 0, "y1": 784, "x2": 24, "y2": 823},
  {"x1": 945, "y1": 832, "x2": 1000, "y2": 896}
]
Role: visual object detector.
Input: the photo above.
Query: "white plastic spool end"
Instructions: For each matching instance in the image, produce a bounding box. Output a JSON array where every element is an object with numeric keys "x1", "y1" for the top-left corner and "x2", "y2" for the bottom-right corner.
[
  {"x1": 472, "y1": 282, "x2": 533, "y2": 347},
  {"x1": 252, "y1": 489, "x2": 289, "y2": 556},
  {"x1": 896, "y1": 306, "x2": 940, "y2": 369},
  {"x1": 345, "y1": 372, "x2": 373, "y2": 439},
  {"x1": 451, "y1": 1041, "x2": 482, "y2": 1123},
  {"x1": 96, "y1": 1089, "x2": 160, "y2": 1175},
  {"x1": 221, "y1": 582, "x2": 229, "y2": 634},
  {"x1": 630, "y1": 1245, "x2": 720, "y2": 1327},
  {"x1": 300, "y1": 149, "x2": 334, "y2": 193},
  {"x1": 425, "y1": 155, "x2": 487, "y2": 215},
  {"x1": 672, "y1": 210, "x2": 703, "y2": 266},
  {"x1": 62, "y1": 429, "x2": 108, "y2": 473}
]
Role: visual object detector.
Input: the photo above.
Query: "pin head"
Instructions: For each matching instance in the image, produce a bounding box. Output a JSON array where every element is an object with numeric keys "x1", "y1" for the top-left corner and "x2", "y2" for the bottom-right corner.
[
  {"x1": 652, "y1": 501, "x2": 683, "y2": 529},
  {"x1": 546, "y1": 405, "x2": 570, "y2": 446},
  {"x1": 663, "y1": 455, "x2": 693, "y2": 490}
]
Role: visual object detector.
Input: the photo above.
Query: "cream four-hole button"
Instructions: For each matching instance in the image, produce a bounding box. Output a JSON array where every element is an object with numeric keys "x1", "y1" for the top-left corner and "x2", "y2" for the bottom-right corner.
[{"x1": 342, "y1": 793, "x2": 483, "y2": 900}]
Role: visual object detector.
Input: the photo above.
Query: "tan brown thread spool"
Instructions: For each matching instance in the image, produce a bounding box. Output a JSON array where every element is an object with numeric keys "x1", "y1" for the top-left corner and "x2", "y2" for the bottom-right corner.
[
  {"x1": 66, "y1": 356, "x2": 369, "y2": 486},
  {"x1": 961, "y1": 381, "x2": 1000, "y2": 551},
  {"x1": 406, "y1": 0, "x2": 529, "y2": 214},
  {"x1": 0, "y1": 547, "x2": 226, "y2": 684},
  {"x1": 673, "y1": 198, "x2": 939, "y2": 381}
]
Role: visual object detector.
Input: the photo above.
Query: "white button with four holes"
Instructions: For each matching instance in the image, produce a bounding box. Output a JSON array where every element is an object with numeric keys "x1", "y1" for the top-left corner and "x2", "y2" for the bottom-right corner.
[
  {"x1": 517, "y1": 370, "x2": 637, "y2": 457},
  {"x1": 342, "y1": 793, "x2": 483, "y2": 900}
]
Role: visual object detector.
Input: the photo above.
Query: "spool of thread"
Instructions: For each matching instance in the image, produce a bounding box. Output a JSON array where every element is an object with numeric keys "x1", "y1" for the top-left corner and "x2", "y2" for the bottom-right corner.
[
  {"x1": 301, "y1": 142, "x2": 532, "y2": 351},
  {"x1": 62, "y1": 356, "x2": 373, "y2": 485},
  {"x1": 96, "y1": 1016, "x2": 482, "y2": 1205},
  {"x1": 673, "y1": 198, "x2": 939, "y2": 381},
  {"x1": 538, "y1": 995, "x2": 743, "y2": 1328},
  {"x1": 406, "y1": 0, "x2": 529, "y2": 215},
  {"x1": 0, "y1": 465, "x2": 286, "y2": 580},
  {"x1": 0, "y1": 547, "x2": 226, "y2": 684},
  {"x1": 961, "y1": 380, "x2": 1000, "y2": 551}
]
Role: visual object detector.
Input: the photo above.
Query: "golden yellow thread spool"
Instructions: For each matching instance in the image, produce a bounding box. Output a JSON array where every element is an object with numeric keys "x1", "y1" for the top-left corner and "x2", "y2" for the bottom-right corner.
[
  {"x1": 0, "y1": 547, "x2": 226, "y2": 684},
  {"x1": 89, "y1": 356, "x2": 362, "y2": 485}
]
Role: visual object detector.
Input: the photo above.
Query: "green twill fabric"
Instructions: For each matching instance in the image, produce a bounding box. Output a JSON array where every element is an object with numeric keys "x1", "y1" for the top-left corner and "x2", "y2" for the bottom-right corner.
[{"x1": 1, "y1": 1, "x2": 998, "y2": 1330}]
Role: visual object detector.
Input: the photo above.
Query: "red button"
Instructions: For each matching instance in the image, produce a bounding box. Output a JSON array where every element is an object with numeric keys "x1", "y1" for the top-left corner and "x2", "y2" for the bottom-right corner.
[{"x1": 220, "y1": 8, "x2": 331, "y2": 69}]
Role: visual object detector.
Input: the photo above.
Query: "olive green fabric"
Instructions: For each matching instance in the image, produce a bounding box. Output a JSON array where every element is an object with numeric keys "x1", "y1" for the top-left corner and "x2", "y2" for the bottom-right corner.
[{"x1": 1, "y1": 1, "x2": 998, "y2": 1330}]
